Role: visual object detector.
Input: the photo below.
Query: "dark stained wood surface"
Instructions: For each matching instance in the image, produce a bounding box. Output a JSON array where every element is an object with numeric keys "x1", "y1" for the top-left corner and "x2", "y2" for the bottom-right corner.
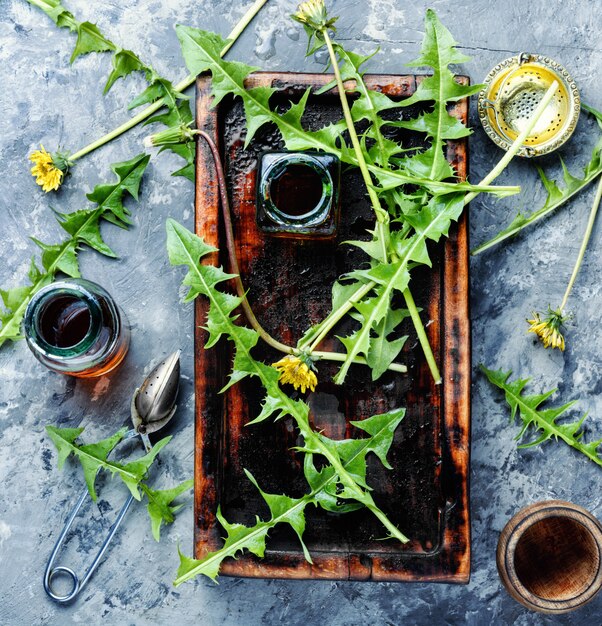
[{"x1": 194, "y1": 72, "x2": 471, "y2": 582}]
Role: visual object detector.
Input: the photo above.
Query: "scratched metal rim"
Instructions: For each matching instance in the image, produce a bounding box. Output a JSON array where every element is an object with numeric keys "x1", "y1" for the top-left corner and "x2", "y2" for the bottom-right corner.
[{"x1": 478, "y1": 53, "x2": 580, "y2": 157}]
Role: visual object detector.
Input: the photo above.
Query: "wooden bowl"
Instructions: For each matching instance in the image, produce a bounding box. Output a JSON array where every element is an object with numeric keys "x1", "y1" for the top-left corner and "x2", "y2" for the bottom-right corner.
[{"x1": 497, "y1": 500, "x2": 602, "y2": 613}]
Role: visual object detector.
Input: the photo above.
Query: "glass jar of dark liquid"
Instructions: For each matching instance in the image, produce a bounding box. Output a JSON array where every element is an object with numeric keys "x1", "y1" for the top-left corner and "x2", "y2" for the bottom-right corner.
[
  {"x1": 256, "y1": 151, "x2": 341, "y2": 239},
  {"x1": 23, "y1": 278, "x2": 130, "y2": 377}
]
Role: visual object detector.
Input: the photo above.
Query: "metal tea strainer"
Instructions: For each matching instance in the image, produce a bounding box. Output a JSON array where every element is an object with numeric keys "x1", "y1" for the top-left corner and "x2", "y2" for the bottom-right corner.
[
  {"x1": 43, "y1": 351, "x2": 181, "y2": 603},
  {"x1": 478, "y1": 53, "x2": 580, "y2": 157}
]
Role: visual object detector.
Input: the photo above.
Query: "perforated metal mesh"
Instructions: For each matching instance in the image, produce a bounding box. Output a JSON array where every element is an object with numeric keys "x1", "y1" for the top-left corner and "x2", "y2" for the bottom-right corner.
[{"x1": 478, "y1": 54, "x2": 580, "y2": 157}]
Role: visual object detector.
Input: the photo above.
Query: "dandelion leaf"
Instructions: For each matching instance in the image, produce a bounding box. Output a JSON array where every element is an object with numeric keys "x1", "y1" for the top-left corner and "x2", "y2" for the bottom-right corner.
[
  {"x1": 472, "y1": 105, "x2": 602, "y2": 255},
  {"x1": 0, "y1": 154, "x2": 149, "y2": 349},
  {"x1": 145, "y1": 479, "x2": 194, "y2": 541},
  {"x1": 174, "y1": 473, "x2": 314, "y2": 585},
  {"x1": 481, "y1": 365, "x2": 602, "y2": 467},
  {"x1": 395, "y1": 9, "x2": 481, "y2": 183}
]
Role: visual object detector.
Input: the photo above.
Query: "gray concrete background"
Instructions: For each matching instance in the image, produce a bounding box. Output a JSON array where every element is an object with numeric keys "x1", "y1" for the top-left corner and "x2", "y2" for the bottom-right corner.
[{"x1": 0, "y1": 0, "x2": 601, "y2": 624}]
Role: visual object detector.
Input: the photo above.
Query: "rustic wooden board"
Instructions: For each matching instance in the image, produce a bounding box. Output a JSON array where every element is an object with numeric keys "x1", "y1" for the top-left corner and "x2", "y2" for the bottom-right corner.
[{"x1": 193, "y1": 72, "x2": 471, "y2": 583}]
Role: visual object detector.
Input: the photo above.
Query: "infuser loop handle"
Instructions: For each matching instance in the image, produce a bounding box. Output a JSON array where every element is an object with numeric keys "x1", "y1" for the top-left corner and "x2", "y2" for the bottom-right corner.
[{"x1": 43, "y1": 429, "x2": 139, "y2": 604}]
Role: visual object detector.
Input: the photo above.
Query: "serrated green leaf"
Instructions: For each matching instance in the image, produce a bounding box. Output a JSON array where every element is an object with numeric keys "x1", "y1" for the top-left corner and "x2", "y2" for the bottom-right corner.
[
  {"x1": 104, "y1": 48, "x2": 147, "y2": 94},
  {"x1": 47, "y1": 424, "x2": 186, "y2": 536},
  {"x1": 86, "y1": 153, "x2": 151, "y2": 225},
  {"x1": 472, "y1": 105, "x2": 602, "y2": 255},
  {"x1": 481, "y1": 365, "x2": 602, "y2": 467},
  {"x1": 366, "y1": 309, "x2": 409, "y2": 381},
  {"x1": 46, "y1": 426, "x2": 176, "y2": 501},
  {"x1": 46, "y1": 426, "x2": 129, "y2": 500},
  {"x1": 46, "y1": 426, "x2": 84, "y2": 469},
  {"x1": 393, "y1": 9, "x2": 481, "y2": 183},
  {"x1": 0, "y1": 286, "x2": 34, "y2": 315},
  {"x1": 175, "y1": 406, "x2": 407, "y2": 584},
  {"x1": 143, "y1": 479, "x2": 194, "y2": 541},
  {"x1": 31, "y1": 238, "x2": 80, "y2": 277},
  {"x1": 166, "y1": 220, "x2": 409, "y2": 557},
  {"x1": 0, "y1": 154, "x2": 150, "y2": 350},
  {"x1": 70, "y1": 21, "x2": 114, "y2": 63},
  {"x1": 174, "y1": 482, "x2": 312, "y2": 585},
  {"x1": 54, "y1": 208, "x2": 116, "y2": 258}
]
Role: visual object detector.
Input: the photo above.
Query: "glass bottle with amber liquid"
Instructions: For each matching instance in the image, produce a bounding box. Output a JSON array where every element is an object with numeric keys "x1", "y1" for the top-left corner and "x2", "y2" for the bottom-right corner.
[{"x1": 23, "y1": 278, "x2": 129, "y2": 377}]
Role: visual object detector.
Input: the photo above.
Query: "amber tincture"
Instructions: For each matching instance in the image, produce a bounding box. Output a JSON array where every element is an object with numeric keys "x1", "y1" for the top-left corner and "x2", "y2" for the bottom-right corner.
[
  {"x1": 256, "y1": 151, "x2": 341, "y2": 238},
  {"x1": 24, "y1": 278, "x2": 130, "y2": 378}
]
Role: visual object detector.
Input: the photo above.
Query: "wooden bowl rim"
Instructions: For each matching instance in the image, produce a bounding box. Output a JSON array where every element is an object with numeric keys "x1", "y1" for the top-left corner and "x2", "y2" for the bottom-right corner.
[{"x1": 497, "y1": 500, "x2": 602, "y2": 613}]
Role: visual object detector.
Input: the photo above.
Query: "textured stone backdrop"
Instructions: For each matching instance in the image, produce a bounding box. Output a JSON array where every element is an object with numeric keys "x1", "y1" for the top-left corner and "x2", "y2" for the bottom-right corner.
[{"x1": 0, "y1": 0, "x2": 600, "y2": 624}]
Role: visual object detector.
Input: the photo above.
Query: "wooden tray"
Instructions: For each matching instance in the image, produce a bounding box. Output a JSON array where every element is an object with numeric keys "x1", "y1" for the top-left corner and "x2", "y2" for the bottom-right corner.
[{"x1": 193, "y1": 72, "x2": 471, "y2": 582}]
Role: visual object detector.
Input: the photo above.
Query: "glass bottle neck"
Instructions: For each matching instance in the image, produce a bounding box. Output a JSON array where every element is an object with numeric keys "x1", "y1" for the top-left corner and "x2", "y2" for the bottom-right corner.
[{"x1": 25, "y1": 280, "x2": 104, "y2": 359}]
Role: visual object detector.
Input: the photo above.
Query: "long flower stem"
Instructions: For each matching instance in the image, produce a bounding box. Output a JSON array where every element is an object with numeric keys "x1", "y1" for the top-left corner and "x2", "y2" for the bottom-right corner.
[
  {"x1": 559, "y1": 174, "x2": 602, "y2": 311},
  {"x1": 299, "y1": 82, "x2": 561, "y2": 373},
  {"x1": 321, "y1": 29, "x2": 438, "y2": 380},
  {"x1": 463, "y1": 81, "x2": 559, "y2": 206},
  {"x1": 402, "y1": 287, "x2": 440, "y2": 382},
  {"x1": 197, "y1": 130, "x2": 408, "y2": 374},
  {"x1": 69, "y1": 0, "x2": 269, "y2": 162},
  {"x1": 322, "y1": 31, "x2": 388, "y2": 229},
  {"x1": 196, "y1": 131, "x2": 290, "y2": 353},
  {"x1": 311, "y1": 350, "x2": 407, "y2": 373},
  {"x1": 303, "y1": 282, "x2": 373, "y2": 353}
]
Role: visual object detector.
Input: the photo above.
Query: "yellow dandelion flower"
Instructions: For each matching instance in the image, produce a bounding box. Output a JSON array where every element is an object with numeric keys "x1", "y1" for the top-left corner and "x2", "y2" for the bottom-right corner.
[
  {"x1": 527, "y1": 309, "x2": 566, "y2": 351},
  {"x1": 28, "y1": 145, "x2": 71, "y2": 192},
  {"x1": 292, "y1": 0, "x2": 337, "y2": 31},
  {"x1": 272, "y1": 354, "x2": 318, "y2": 393}
]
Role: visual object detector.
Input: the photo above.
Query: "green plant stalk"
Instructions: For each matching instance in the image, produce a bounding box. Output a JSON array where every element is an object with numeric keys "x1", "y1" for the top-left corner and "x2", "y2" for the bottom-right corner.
[
  {"x1": 321, "y1": 32, "x2": 388, "y2": 230},
  {"x1": 169, "y1": 221, "x2": 408, "y2": 543},
  {"x1": 559, "y1": 174, "x2": 602, "y2": 312},
  {"x1": 463, "y1": 81, "x2": 558, "y2": 206},
  {"x1": 471, "y1": 166, "x2": 602, "y2": 255},
  {"x1": 402, "y1": 286, "x2": 440, "y2": 382},
  {"x1": 68, "y1": 0, "x2": 269, "y2": 162},
  {"x1": 321, "y1": 29, "x2": 439, "y2": 381},
  {"x1": 195, "y1": 129, "x2": 407, "y2": 374},
  {"x1": 311, "y1": 350, "x2": 407, "y2": 373},
  {"x1": 300, "y1": 83, "x2": 560, "y2": 365},
  {"x1": 302, "y1": 282, "x2": 373, "y2": 353}
]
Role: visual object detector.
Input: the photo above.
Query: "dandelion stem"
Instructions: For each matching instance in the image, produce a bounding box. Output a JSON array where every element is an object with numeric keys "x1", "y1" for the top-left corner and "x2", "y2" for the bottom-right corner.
[
  {"x1": 311, "y1": 351, "x2": 407, "y2": 373},
  {"x1": 559, "y1": 174, "x2": 602, "y2": 312},
  {"x1": 69, "y1": 0, "x2": 269, "y2": 162},
  {"x1": 464, "y1": 80, "x2": 559, "y2": 206},
  {"x1": 196, "y1": 130, "x2": 291, "y2": 354},
  {"x1": 321, "y1": 28, "x2": 438, "y2": 381},
  {"x1": 198, "y1": 129, "x2": 408, "y2": 375}
]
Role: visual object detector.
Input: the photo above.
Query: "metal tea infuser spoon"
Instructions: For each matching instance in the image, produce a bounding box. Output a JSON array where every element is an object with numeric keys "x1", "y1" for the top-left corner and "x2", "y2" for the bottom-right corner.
[{"x1": 43, "y1": 350, "x2": 181, "y2": 604}]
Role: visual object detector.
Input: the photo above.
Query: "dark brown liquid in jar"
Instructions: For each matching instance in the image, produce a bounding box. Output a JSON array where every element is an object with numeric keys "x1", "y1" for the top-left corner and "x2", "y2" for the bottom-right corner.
[
  {"x1": 270, "y1": 164, "x2": 323, "y2": 217},
  {"x1": 39, "y1": 296, "x2": 92, "y2": 348},
  {"x1": 24, "y1": 278, "x2": 130, "y2": 377}
]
